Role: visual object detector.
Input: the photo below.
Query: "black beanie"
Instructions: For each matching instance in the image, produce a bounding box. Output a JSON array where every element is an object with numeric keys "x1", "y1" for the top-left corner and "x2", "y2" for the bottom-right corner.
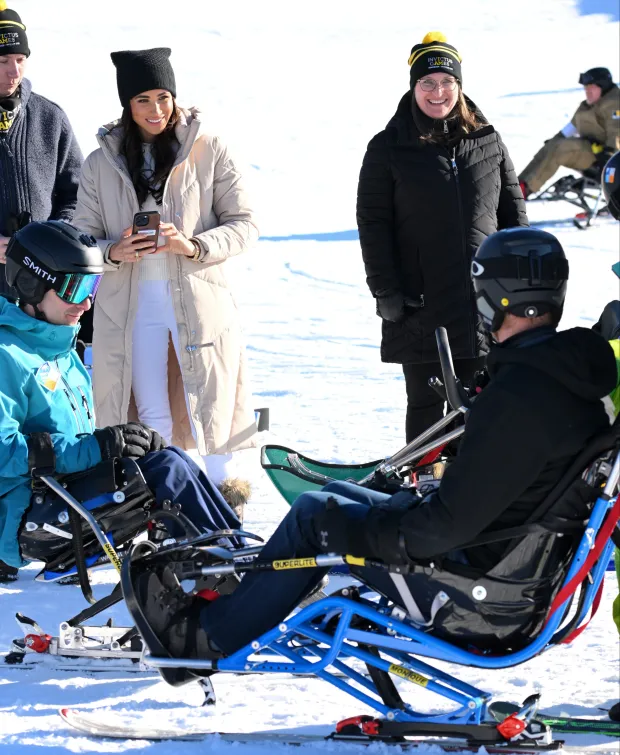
[
  {"x1": 110, "y1": 48, "x2": 176, "y2": 108},
  {"x1": 408, "y1": 32, "x2": 462, "y2": 89},
  {"x1": 0, "y1": 1, "x2": 30, "y2": 57}
]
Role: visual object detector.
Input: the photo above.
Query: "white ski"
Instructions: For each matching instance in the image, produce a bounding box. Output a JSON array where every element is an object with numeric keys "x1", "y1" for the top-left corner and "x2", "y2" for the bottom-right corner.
[{"x1": 58, "y1": 708, "x2": 566, "y2": 752}]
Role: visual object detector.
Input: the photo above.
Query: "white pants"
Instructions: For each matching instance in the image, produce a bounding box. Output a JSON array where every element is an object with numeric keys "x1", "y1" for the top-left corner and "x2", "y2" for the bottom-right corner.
[{"x1": 131, "y1": 280, "x2": 234, "y2": 485}]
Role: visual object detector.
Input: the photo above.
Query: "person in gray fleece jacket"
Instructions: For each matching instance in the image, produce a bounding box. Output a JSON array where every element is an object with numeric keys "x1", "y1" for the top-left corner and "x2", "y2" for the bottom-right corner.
[{"x1": 0, "y1": 3, "x2": 83, "y2": 301}]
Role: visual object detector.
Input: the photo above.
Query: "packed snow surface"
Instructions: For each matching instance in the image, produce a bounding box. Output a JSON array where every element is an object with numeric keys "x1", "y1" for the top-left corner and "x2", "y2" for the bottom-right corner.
[{"x1": 1, "y1": 1, "x2": 619, "y2": 752}]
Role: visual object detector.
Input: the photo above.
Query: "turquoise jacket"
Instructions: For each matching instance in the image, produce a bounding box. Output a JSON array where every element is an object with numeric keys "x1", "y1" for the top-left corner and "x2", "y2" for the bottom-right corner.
[{"x1": 0, "y1": 298, "x2": 101, "y2": 567}]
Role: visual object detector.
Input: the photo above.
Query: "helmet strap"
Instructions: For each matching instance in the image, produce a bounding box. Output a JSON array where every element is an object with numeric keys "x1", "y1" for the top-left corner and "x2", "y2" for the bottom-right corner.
[
  {"x1": 18, "y1": 297, "x2": 50, "y2": 323},
  {"x1": 490, "y1": 310, "x2": 505, "y2": 333},
  {"x1": 32, "y1": 303, "x2": 49, "y2": 323}
]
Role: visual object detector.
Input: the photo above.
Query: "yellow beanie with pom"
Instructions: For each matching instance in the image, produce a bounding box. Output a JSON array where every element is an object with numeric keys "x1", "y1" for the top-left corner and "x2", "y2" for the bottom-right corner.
[
  {"x1": 408, "y1": 31, "x2": 461, "y2": 88},
  {"x1": 0, "y1": 1, "x2": 30, "y2": 57}
]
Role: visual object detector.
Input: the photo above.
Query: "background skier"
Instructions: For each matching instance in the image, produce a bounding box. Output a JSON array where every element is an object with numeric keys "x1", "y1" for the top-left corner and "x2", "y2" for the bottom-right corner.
[{"x1": 518, "y1": 67, "x2": 620, "y2": 198}]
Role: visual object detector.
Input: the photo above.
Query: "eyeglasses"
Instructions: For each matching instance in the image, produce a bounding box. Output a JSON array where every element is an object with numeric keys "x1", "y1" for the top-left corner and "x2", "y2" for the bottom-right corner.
[
  {"x1": 57, "y1": 273, "x2": 102, "y2": 304},
  {"x1": 417, "y1": 77, "x2": 458, "y2": 92}
]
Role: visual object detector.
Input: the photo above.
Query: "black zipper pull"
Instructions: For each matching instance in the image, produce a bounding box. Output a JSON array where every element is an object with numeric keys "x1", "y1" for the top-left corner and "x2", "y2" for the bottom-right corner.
[
  {"x1": 64, "y1": 389, "x2": 79, "y2": 423},
  {"x1": 80, "y1": 390, "x2": 94, "y2": 429}
]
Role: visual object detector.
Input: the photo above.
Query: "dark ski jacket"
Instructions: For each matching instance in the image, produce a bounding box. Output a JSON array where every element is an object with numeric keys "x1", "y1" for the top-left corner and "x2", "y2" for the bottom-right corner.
[
  {"x1": 373, "y1": 326, "x2": 616, "y2": 569},
  {"x1": 356, "y1": 92, "x2": 528, "y2": 364},
  {"x1": 0, "y1": 79, "x2": 83, "y2": 298}
]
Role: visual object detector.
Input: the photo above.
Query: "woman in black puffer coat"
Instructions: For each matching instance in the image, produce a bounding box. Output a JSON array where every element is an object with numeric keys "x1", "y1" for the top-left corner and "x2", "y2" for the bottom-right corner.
[{"x1": 357, "y1": 32, "x2": 528, "y2": 442}]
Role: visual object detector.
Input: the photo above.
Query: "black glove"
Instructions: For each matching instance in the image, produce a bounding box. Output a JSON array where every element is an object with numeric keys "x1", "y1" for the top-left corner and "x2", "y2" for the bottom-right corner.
[
  {"x1": 94, "y1": 422, "x2": 157, "y2": 460},
  {"x1": 149, "y1": 429, "x2": 168, "y2": 452},
  {"x1": 375, "y1": 290, "x2": 424, "y2": 324},
  {"x1": 593, "y1": 300, "x2": 620, "y2": 341},
  {"x1": 317, "y1": 492, "x2": 418, "y2": 563},
  {"x1": 376, "y1": 291, "x2": 406, "y2": 323}
]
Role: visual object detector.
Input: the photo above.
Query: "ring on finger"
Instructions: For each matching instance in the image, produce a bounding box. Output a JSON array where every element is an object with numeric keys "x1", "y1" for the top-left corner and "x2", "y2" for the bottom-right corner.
[{"x1": 135, "y1": 251, "x2": 139, "y2": 260}]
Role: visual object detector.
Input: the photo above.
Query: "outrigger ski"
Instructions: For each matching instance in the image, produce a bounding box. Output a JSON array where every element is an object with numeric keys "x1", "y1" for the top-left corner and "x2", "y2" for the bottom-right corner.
[{"x1": 58, "y1": 707, "x2": 564, "y2": 752}]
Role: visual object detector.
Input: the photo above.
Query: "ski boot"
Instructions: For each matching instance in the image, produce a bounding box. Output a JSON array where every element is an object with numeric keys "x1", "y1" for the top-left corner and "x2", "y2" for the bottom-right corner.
[{"x1": 0, "y1": 559, "x2": 18, "y2": 583}]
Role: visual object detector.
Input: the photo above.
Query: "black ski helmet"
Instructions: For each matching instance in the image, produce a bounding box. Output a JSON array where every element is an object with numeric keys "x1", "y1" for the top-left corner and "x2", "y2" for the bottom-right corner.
[
  {"x1": 471, "y1": 227, "x2": 569, "y2": 333},
  {"x1": 578, "y1": 67, "x2": 614, "y2": 92},
  {"x1": 602, "y1": 151, "x2": 620, "y2": 221},
  {"x1": 5, "y1": 221, "x2": 103, "y2": 308}
]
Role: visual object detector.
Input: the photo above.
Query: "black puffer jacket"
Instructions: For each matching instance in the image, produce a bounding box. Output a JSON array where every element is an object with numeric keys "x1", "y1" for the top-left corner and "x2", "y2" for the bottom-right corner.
[{"x1": 356, "y1": 92, "x2": 528, "y2": 364}]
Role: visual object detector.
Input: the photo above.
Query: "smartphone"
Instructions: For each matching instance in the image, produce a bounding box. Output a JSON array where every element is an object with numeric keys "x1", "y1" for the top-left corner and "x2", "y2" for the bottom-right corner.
[{"x1": 132, "y1": 211, "x2": 160, "y2": 249}]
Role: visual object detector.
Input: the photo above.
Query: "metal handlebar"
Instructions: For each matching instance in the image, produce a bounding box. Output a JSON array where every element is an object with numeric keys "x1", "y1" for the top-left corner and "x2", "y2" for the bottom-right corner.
[{"x1": 435, "y1": 327, "x2": 471, "y2": 413}]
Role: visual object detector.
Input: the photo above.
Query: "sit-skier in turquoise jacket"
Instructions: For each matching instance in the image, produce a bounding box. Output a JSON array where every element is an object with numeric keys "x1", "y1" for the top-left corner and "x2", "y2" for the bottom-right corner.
[
  {"x1": 0, "y1": 296, "x2": 101, "y2": 567},
  {"x1": 0, "y1": 220, "x2": 238, "y2": 577}
]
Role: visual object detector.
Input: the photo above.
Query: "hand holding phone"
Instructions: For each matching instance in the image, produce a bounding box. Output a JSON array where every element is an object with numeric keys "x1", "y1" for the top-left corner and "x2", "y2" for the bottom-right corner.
[
  {"x1": 108, "y1": 213, "x2": 160, "y2": 264},
  {"x1": 132, "y1": 211, "x2": 160, "y2": 250}
]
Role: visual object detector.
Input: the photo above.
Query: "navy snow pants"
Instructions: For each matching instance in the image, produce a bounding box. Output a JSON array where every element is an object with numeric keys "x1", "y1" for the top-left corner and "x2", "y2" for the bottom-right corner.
[
  {"x1": 137, "y1": 447, "x2": 241, "y2": 539},
  {"x1": 201, "y1": 481, "x2": 397, "y2": 654}
]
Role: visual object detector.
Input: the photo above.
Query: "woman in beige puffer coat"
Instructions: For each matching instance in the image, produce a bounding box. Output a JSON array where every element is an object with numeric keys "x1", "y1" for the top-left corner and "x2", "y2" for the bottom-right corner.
[{"x1": 73, "y1": 48, "x2": 258, "y2": 506}]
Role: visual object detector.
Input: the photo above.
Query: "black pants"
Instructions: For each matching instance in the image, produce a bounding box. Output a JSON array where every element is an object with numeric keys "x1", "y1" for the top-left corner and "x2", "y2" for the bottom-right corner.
[{"x1": 402, "y1": 358, "x2": 485, "y2": 443}]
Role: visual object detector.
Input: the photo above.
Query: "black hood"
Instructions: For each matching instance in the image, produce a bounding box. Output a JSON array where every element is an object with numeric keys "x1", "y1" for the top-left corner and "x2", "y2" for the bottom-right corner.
[{"x1": 487, "y1": 326, "x2": 617, "y2": 402}]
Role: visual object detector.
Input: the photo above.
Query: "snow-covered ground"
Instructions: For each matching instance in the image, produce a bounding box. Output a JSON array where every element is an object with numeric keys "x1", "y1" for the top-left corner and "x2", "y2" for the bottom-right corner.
[{"x1": 1, "y1": 0, "x2": 620, "y2": 752}]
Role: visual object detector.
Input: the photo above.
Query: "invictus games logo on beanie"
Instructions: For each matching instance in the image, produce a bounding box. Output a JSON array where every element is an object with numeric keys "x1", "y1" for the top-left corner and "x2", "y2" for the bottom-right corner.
[
  {"x1": 0, "y1": 32, "x2": 18, "y2": 46},
  {"x1": 0, "y1": 0, "x2": 30, "y2": 57},
  {"x1": 427, "y1": 56, "x2": 454, "y2": 70},
  {"x1": 408, "y1": 32, "x2": 462, "y2": 89}
]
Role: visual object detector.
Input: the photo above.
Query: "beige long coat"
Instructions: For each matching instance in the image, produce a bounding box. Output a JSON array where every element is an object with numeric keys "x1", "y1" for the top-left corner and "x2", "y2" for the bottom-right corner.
[{"x1": 73, "y1": 109, "x2": 259, "y2": 455}]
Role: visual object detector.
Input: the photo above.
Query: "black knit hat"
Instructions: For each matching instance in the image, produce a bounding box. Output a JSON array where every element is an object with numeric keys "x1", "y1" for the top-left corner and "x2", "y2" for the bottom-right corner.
[
  {"x1": 408, "y1": 32, "x2": 461, "y2": 89},
  {"x1": 110, "y1": 48, "x2": 176, "y2": 107},
  {"x1": 0, "y1": 1, "x2": 30, "y2": 57}
]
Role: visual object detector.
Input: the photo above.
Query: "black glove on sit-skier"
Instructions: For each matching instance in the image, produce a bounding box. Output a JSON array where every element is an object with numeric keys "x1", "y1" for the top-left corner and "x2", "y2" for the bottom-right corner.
[{"x1": 94, "y1": 422, "x2": 166, "y2": 460}]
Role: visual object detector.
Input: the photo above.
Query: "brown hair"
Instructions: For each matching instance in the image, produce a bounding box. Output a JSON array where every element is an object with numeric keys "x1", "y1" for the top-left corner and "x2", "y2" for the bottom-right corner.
[
  {"x1": 419, "y1": 88, "x2": 483, "y2": 144},
  {"x1": 119, "y1": 101, "x2": 181, "y2": 207}
]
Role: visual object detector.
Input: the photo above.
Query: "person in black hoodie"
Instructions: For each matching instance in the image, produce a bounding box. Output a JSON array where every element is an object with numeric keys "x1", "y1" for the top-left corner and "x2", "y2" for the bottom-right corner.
[
  {"x1": 126, "y1": 227, "x2": 617, "y2": 664},
  {"x1": 357, "y1": 32, "x2": 528, "y2": 443}
]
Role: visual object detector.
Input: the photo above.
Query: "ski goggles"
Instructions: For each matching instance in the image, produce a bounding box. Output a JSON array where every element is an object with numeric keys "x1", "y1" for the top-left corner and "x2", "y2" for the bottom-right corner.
[
  {"x1": 56, "y1": 273, "x2": 102, "y2": 304},
  {"x1": 578, "y1": 69, "x2": 610, "y2": 87},
  {"x1": 579, "y1": 72, "x2": 596, "y2": 86}
]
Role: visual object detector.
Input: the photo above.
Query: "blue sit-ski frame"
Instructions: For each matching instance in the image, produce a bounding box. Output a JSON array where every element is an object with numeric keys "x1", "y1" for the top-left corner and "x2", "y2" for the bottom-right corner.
[{"x1": 143, "y1": 451, "x2": 619, "y2": 727}]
